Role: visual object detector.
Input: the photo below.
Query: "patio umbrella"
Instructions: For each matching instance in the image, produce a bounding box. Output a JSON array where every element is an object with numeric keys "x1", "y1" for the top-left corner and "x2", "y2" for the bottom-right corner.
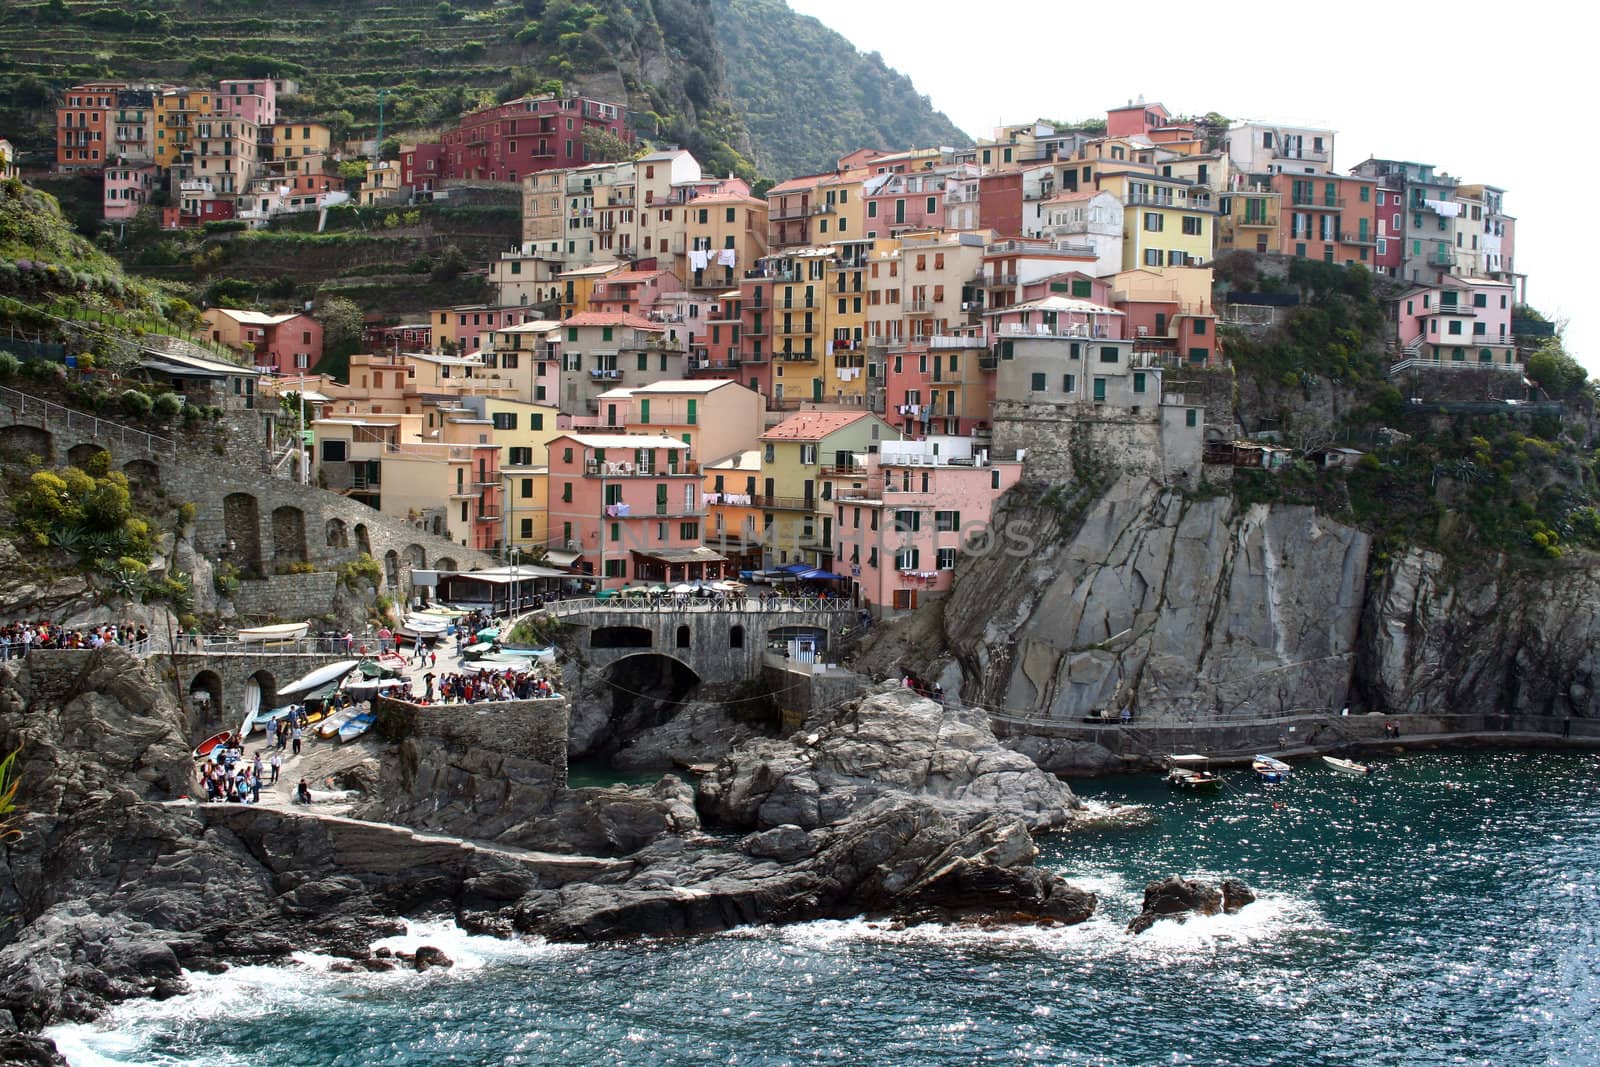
[{"x1": 671, "y1": 583, "x2": 695, "y2": 594}]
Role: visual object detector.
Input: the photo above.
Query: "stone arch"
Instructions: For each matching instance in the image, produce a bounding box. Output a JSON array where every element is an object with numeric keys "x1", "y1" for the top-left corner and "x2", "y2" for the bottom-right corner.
[
  {"x1": 122, "y1": 458, "x2": 160, "y2": 487},
  {"x1": 384, "y1": 549, "x2": 400, "y2": 589},
  {"x1": 223, "y1": 492, "x2": 262, "y2": 573},
  {"x1": 602, "y1": 651, "x2": 700, "y2": 685},
  {"x1": 246, "y1": 668, "x2": 278, "y2": 716},
  {"x1": 729, "y1": 624, "x2": 744, "y2": 649},
  {"x1": 590, "y1": 625, "x2": 653, "y2": 649},
  {"x1": 404, "y1": 544, "x2": 426, "y2": 570},
  {"x1": 188, "y1": 669, "x2": 223, "y2": 724},
  {"x1": 271, "y1": 505, "x2": 308, "y2": 564},
  {"x1": 675, "y1": 624, "x2": 691, "y2": 649},
  {"x1": 67, "y1": 442, "x2": 109, "y2": 470},
  {"x1": 325, "y1": 517, "x2": 349, "y2": 549},
  {"x1": 599, "y1": 652, "x2": 702, "y2": 754},
  {"x1": 0, "y1": 424, "x2": 52, "y2": 461},
  {"x1": 354, "y1": 523, "x2": 371, "y2": 557},
  {"x1": 435, "y1": 556, "x2": 459, "y2": 573}
]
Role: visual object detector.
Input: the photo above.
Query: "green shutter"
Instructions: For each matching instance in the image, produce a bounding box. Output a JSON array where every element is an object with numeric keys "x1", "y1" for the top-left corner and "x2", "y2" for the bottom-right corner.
[
  {"x1": 640, "y1": 398, "x2": 650, "y2": 424},
  {"x1": 686, "y1": 398, "x2": 697, "y2": 425}
]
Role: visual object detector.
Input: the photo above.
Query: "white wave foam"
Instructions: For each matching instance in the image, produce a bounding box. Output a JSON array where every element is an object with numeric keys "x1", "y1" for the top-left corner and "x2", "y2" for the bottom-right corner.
[{"x1": 46, "y1": 920, "x2": 571, "y2": 1066}]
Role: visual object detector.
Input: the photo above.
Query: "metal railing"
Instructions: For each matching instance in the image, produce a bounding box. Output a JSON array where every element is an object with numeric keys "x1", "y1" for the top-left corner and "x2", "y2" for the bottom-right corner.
[
  {"x1": 537, "y1": 595, "x2": 856, "y2": 616},
  {"x1": 0, "y1": 381, "x2": 177, "y2": 458}
]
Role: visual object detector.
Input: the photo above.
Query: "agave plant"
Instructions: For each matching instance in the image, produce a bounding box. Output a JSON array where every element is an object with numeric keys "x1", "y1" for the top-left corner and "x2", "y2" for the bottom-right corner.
[
  {"x1": 0, "y1": 748, "x2": 21, "y2": 844},
  {"x1": 48, "y1": 524, "x2": 83, "y2": 553}
]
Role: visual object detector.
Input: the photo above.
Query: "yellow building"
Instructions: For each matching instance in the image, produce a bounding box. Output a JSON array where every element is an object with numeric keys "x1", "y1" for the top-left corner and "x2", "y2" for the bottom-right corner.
[
  {"x1": 359, "y1": 160, "x2": 404, "y2": 206},
  {"x1": 558, "y1": 263, "x2": 623, "y2": 319},
  {"x1": 1095, "y1": 169, "x2": 1216, "y2": 270},
  {"x1": 681, "y1": 190, "x2": 770, "y2": 295},
  {"x1": 704, "y1": 448, "x2": 763, "y2": 573},
  {"x1": 1218, "y1": 184, "x2": 1283, "y2": 255},
  {"x1": 152, "y1": 87, "x2": 213, "y2": 172},
  {"x1": 758, "y1": 410, "x2": 900, "y2": 570},
  {"x1": 481, "y1": 397, "x2": 563, "y2": 470},
  {"x1": 502, "y1": 463, "x2": 549, "y2": 556},
  {"x1": 267, "y1": 121, "x2": 331, "y2": 170}
]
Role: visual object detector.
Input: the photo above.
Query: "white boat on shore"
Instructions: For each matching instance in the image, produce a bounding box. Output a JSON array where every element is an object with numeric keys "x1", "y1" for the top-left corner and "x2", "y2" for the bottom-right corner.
[
  {"x1": 276, "y1": 660, "x2": 359, "y2": 699},
  {"x1": 237, "y1": 622, "x2": 309, "y2": 643},
  {"x1": 1253, "y1": 755, "x2": 1292, "y2": 782},
  {"x1": 1323, "y1": 755, "x2": 1373, "y2": 776}
]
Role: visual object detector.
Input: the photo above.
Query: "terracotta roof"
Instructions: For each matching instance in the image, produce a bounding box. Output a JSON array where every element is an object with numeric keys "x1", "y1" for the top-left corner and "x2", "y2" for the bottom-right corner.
[
  {"x1": 598, "y1": 269, "x2": 673, "y2": 284},
  {"x1": 562, "y1": 311, "x2": 666, "y2": 331},
  {"x1": 761, "y1": 411, "x2": 871, "y2": 442},
  {"x1": 767, "y1": 173, "x2": 831, "y2": 194},
  {"x1": 1044, "y1": 190, "x2": 1102, "y2": 204}
]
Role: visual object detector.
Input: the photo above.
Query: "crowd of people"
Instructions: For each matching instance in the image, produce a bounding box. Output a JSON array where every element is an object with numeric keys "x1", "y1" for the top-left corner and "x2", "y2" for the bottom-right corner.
[
  {"x1": 1, "y1": 619, "x2": 152, "y2": 660},
  {"x1": 411, "y1": 667, "x2": 557, "y2": 704},
  {"x1": 196, "y1": 741, "x2": 276, "y2": 804}
]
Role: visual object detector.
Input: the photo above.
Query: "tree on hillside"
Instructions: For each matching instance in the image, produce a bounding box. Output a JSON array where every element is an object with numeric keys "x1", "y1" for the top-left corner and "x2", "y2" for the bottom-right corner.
[
  {"x1": 581, "y1": 126, "x2": 636, "y2": 163},
  {"x1": 1526, "y1": 337, "x2": 1588, "y2": 400},
  {"x1": 316, "y1": 297, "x2": 365, "y2": 370}
]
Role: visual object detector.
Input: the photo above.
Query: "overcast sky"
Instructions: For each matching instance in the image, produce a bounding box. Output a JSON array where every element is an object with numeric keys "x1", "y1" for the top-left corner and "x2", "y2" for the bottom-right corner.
[{"x1": 784, "y1": 0, "x2": 1589, "y2": 371}]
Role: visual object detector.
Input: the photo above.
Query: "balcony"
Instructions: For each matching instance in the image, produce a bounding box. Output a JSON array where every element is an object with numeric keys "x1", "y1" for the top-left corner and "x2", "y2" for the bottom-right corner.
[
  {"x1": 1427, "y1": 253, "x2": 1456, "y2": 268},
  {"x1": 820, "y1": 464, "x2": 866, "y2": 477},
  {"x1": 903, "y1": 300, "x2": 933, "y2": 314},
  {"x1": 779, "y1": 351, "x2": 818, "y2": 363},
  {"x1": 776, "y1": 323, "x2": 813, "y2": 337},
  {"x1": 977, "y1": 354, "x2": 999, "y2": 370},
  {"x1": 751, "y1": 494, "x2": 816, "y2": 511},
  {"x1": 1235, "y1": 214, "x2": 1280, "y2": 228},
  {"x1": 475, "y1": 510, "x2": 501, "y2": 522},
  {"x1": 779, "y1": 298, "x2": 818, "y2": 310},
  {"x1": 1290, "y1": 196, "x2": 1346, "y2": 209}
]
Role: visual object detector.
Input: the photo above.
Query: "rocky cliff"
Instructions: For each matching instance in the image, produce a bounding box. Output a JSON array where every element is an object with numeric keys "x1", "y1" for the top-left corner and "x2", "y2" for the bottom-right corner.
[{"x1": 936, "y1": 473, "x2": 1600, "y2": 741}]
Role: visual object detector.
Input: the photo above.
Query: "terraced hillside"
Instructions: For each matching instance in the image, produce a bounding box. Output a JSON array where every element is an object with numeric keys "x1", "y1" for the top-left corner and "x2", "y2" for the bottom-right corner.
[
  {"x1": 0, "y1": 0, "x2": 756, "y2": 176},
  {"x1": 0, "y1": 0, "x2": 965, "y2": 182}
]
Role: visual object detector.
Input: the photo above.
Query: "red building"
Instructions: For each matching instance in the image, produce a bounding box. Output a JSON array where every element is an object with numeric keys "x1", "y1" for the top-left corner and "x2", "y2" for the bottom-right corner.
[
  {"x1": 978, "y1": 171, "x2": 1024, "y2": 237},
  {"x1": 434, "y1": 94, "x2": 630, "y2": 184},
  {"x1": 400, "y1": 142, "x2": 445, "y2": 194},
  {"x1": 56, "y1": 82, "x2": 125, "y2": 170}
]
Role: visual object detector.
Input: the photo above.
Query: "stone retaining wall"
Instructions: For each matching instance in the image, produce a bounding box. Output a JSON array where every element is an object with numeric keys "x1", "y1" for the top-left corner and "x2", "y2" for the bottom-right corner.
[
  {"x1": 376, "y1": 695, "x2": 569, "y2": 787},
  {"x1": 231, "y1": 571, "x2": 340, "y2": 620}
]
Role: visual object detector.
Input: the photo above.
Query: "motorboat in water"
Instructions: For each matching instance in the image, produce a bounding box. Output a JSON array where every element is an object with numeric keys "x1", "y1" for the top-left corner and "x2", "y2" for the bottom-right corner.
[
  {"x1": 1252, "y1": 755, "x2": 1293, "y2": 782},
  {"x1": 1164, "y1": 753, "x2": 1224, "y2": 791},
  {"x1": 1322, "y1": 755, "x2": 1373, "y2": 776}
]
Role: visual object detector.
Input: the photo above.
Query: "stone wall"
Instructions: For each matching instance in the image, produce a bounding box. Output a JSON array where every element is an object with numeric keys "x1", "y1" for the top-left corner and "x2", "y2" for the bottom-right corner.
[
  {"x1": 568, "y1": 605, "x2": 846, "y2": 685},
  {"x1": 377, "y1": 695, "x2": 569, "y2": 787},
  {"x1": 231, "y1": 571, "x2": 340, "y2": 620},
  {"x1": 993, "y1": 401, "x2": 1201, "y2": 486}
]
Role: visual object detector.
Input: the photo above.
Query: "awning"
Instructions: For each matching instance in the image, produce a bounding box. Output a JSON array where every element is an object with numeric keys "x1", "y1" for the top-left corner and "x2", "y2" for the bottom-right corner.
[
  {"x1": 544, "y1": 549, "x2": 581, "y2": 568},
  {"x1": 795, "y1": 568, "x2": 847, "y2": 581},
  {"x1": 632, "y1": 546, "x2": 729, "y2": 565}
]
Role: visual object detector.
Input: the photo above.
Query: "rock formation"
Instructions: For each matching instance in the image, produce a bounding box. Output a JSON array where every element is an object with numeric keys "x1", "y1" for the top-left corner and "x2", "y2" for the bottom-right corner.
[
  {"x1": 698, "y1": 686, "x2": 1085, "y2": 833},
  {"x1": 1126, "y1": 876, "x2": 1256, "y2": 935}
]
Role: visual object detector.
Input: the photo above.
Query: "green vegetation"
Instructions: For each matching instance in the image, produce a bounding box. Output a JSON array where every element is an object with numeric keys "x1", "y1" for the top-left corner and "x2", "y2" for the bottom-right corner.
[
  {"x1": 337, "y1": 553, "x2": 383, "y2": 591},
  {"x1": 0, "y1": 747, "x2": 21, "y2": 845},
  {"x1": 711, "y1": 0, "x2": 970, "y2": 177},
  {"x1": 1220, "y1": 257, "x2": 1388, "y2": 386}
]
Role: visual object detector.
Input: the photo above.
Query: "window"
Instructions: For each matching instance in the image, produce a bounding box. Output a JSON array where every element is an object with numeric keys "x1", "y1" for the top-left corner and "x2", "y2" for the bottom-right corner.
[
  {"x1": 604, "y1": 558, "x2": 626, "y2": 578},
  {"x1": 560, "y1": 481, "x2": 572, "y2": 502},
  {"x1": 800, "y1": 444, "x2": 817, "y2": 465},
  {"x1": 680, "y1": 522, "x2": 699, "y2": 540},
  {"x1": 763, "y1": 443, "x2": 775, "y2": 463},
  {"x1": 1093, "y1": 378, "x2": 1106, "y2": 403},
  {"x1": 520, "y1": 478, "x2": 533, "y2": 498},
  {"x1": 1071, "y1": 278, "x2": 1093, "y2": 299},
  {"x1": 1360, "y1": 185, "x2": 1370, "y2": 203},
  {"x1": 1099, "y1": 346, "x2": 1120, "y2": 363},
  {"x1": 491, "y1": 412, "x2": 517, "y2": 430},
  {"x1": 937, "y1": 547, "x2": 957, "y2": 570},
  {"x1": 894, "y1": 547, "x2": 920, "y2": 571},
  {"x1": 1063, "y1": 373, "x2": 1076, "y2": 393},
  {"x1": 1144, "y1": 212, "x2": 1164, "y2": 232},
  {"x1": 520, "y1": 518, "x2": 534, "y2": 538},
  {"x1": 1133, "y1": 371, "x2": 1146, "y2": 394},
  {"x1": 894, "y1": 510, "x2": 920, "y2": 533},
  {"x1": 1182, "y1": 216, "x2": 1202, "y2": 235},
  {"x1": 1030, "y1": 372, "x2": 1046, "y2": 392},
  {"x1": 1144, "y1": 249, "x2": 1162, "y2": 266},
  {"x1": 935, "y1": 510, "x2": 959, "y2": 532},
  {"x1": 1473, "y1": 292, "x2": 1488, "y2": 308},
  {"x1": 1185, "y1": 409, "x2": 1198, "y2": 427},
  {"x1": 1193, "y1": 319, "x2": 1207, "y2": 335},
  {"x1": 321, "y1": 439, "x2": 346, "y2": 462}
]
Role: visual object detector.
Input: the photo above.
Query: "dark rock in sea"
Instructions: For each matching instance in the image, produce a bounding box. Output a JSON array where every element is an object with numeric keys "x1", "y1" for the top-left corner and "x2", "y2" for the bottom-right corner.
[
  {"x1": 0, "y1": 1033, "x2": 69, "y2": 1067},
  {"x1": 1126, "y1": 876, "x2": 1255, "y2": 934},
  {"x1": 413, "y1": 946, "x2": 453, "y2": 971},
  {"x1": 359, "y1": 958, "x2": 397, "y2": 973}
]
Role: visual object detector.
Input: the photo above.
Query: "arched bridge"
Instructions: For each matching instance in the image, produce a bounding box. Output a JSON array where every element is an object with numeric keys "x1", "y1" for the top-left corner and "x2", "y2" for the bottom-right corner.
[{"x1": 532, "y1": 597, "x2": 857, "y2": 685}]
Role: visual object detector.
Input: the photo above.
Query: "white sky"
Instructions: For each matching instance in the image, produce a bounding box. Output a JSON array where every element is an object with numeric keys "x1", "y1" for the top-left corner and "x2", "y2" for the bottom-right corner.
[{"x1": 784, "y1": 0, "x2": 1590, "y2": 370}]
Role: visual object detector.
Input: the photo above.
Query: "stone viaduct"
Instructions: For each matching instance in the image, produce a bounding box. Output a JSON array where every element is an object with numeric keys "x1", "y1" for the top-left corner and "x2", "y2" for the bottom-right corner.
[
  {"x1": 542, "y1": 598, "x2": 854, "y2": 687},
  {"x1": 0, "y1": 383, "x2": 492, "y2": 609}
]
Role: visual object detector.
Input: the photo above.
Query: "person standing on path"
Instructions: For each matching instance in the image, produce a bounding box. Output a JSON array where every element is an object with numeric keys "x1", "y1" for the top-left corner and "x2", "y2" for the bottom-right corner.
[
  {"x1": 269, "y1": 749, "x2": 282, "y2": 784},
  {"x1": 291, "y1": 722, "x2": 303, "y2": 755}
]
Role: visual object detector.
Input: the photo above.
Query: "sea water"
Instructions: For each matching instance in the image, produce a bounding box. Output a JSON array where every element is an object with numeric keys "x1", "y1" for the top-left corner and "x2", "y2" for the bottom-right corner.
[{"x1": 48, "y1": 751, "x2": 1600, "y2": 1066}]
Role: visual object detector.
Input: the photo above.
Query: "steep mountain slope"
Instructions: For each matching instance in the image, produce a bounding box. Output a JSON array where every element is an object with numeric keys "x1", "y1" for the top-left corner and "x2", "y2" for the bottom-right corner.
[
  {"x1": 711, "y1": 0, "x2": 970, "y2": 177},
  {"x1": 0, "y1": 0, "x2": 965, "y2": 182}
]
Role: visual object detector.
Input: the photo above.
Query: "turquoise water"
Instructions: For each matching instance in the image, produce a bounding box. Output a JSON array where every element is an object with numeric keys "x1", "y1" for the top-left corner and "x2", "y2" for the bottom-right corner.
[{"x1": 51, "y1": 752, "x2": 1600, "y2": 1066}]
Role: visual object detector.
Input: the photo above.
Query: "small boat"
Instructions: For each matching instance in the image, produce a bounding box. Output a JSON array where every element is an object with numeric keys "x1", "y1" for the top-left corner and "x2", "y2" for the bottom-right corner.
[
  {"x1": 276, "y1": 660, "x2": 360, "y2": 699},
  {"x1": 192, "y1": 731, "x2": 233, "y2": 760},
  {"x1": 1164, "y1": 753, "x2": 1224, "y2": 791},
  {"x1": 249, "y1": 704, "x2": 300, "y2": 734},
  {"x1": 461, "y1": 641, "x2": 495, "y2": 657},
  {"x1": 338, "y1": 711, "x2": 377, "y2": 743},
  {"x1": 319, "y1": 705, "x2": 361, "y2": 739},
  {"x1": 1253, "y1": 755, "x2": 1292, "y2": 782},
  {"x1": 378, "y1": 652, "x2": 408, "y2": 674},
  {"x1": 497, "y1": 645, "x2": 556, "y2": 662},
  {"x1": 1323, "y1": 755, "x2": 1372, "y2": 776},
  {"x1": 237, "y1": 622, "x2": 310, "y2": 644}
]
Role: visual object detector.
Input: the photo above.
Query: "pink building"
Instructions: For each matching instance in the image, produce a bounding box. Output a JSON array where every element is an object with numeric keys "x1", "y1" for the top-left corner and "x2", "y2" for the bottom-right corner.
[
  {"x1": 432, "y1": 305, "x2": 538, "y2": 355},
  {"x1": 588, "y1": 269, "x2": 684, "y2": 317},
  {"x1": 545, "y1": 432, "x2": 721, "y2": 588},
  {"x1": 865, "y1": 170, "x2": 949, "y2": 237},
  {"x1": 102, "y1": 164, "x2": 158, "y2": 221},
  {"x1": 204, "y1": 308, "x2": 324, "y2": 373},
  {"x1": 1394, "y1": 278, "x2": 1518, "y2": 371},
  {"x1": 828, "y1": 441, "x2": 1023, "y2": 615},
  {"x1": 216, "y1": 78, "x2": 277, "y2": 128}
]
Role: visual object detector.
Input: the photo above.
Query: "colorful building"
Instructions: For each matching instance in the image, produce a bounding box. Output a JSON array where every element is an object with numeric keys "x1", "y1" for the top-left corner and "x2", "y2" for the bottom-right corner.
[
  {"x1": 757, "y1": 410, "x2": 900, "y2": 571},
  {"x1": 1392, "y1": 278, "x2": 1519, "y2": 373},
  {"x1": 203, "y1": 308, "x2": 324, "y2": 373},
  {"x1": 828, "y1": 439, "x2": 1023, "y2": 616},
  {"x1": 56, "y1": 82, "x2": 124, "y2": 170},
  {"x1": 545, "y1": 432, "x2": 719, "y2": 588},
  {"x1": 437, "y1": 94, "x2": 629, "y2": 184},
  {"x1": 102, "y1": 164, "x2": 159, "y2": 221}
]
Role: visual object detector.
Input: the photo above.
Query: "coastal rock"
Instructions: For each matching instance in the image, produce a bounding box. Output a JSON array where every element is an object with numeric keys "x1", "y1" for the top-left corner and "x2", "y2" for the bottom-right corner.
[
  {"x1": 517, "y1": 798, "x2": 1095, "y2": 942},
  {"x1": 0, "y1": 1034, "x2": 68, "y2": 1067},
  {"x1": 609, "y1": 699, "x2": 767, "y2": 771},
  {"x1": 699, "y1": 687, "x2": 1082, "y2": 833},
  {"x1": 412, "y1": 946, "x2": 453, "y2": 971},
  {"x1": 1126, "y1": 876, "x2": 1255, "y2": 935}
]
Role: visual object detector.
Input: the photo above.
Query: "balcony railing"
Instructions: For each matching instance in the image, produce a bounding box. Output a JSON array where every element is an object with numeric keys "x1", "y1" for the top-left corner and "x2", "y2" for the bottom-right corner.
[
  {"x1": 903, "y1": 300, "x2": 933, "y2": 313},
  {"x1": 1235, "y1": 214, "x2": 1280, "y2": 228},
  {"x1": 779, "y1": 351, "x2": 817, "y2": 362},
  {"x1": 1290, "y1": 196, "x2": 1346, "y2": 209},
  {"x1": 820, "y1": 464, "x2": 866, "y2": 477},
  {"x1": 1427, "y1": 253, "x2": 1456, "y2": 267},
  {"x1": 750, "y1": 494, "x2": 816, "y2": 511}
]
